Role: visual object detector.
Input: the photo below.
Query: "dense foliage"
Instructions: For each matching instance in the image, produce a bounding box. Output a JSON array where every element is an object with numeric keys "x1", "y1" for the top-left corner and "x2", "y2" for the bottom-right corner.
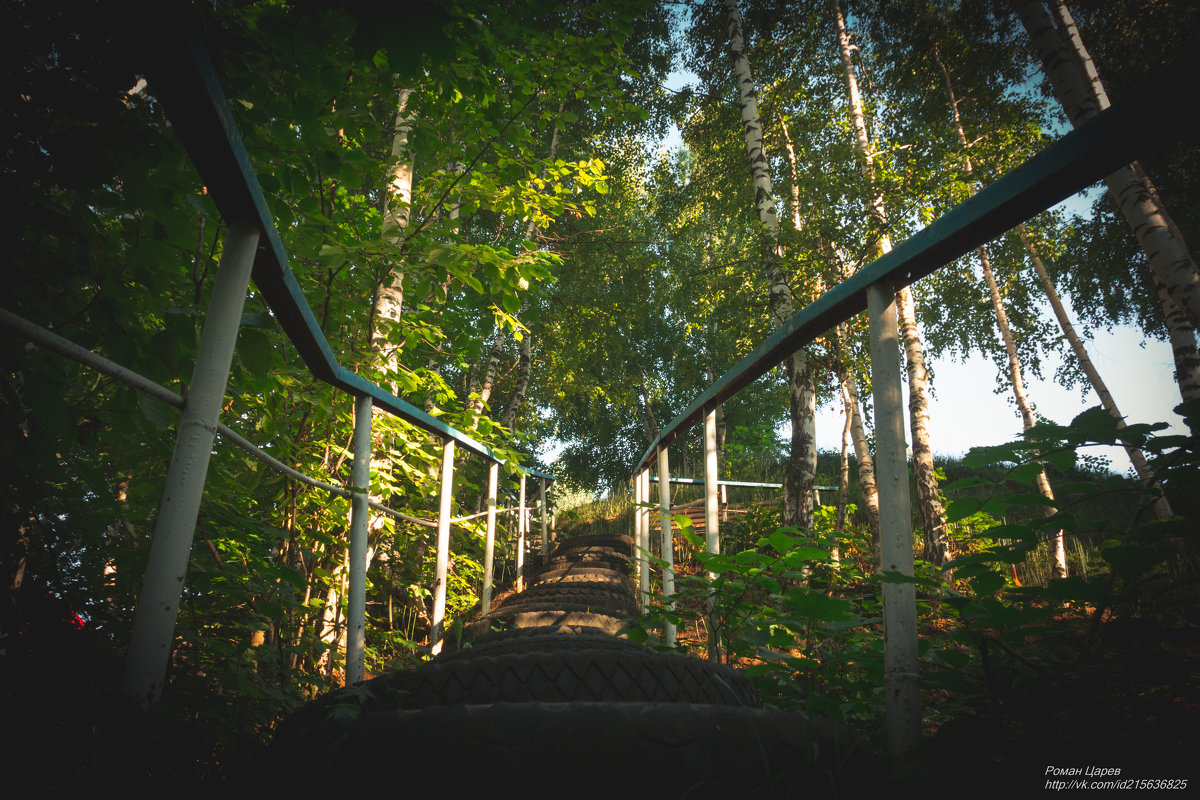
[{"x1": 3, "y1": 0, "x2": 1197, "y2": 787}]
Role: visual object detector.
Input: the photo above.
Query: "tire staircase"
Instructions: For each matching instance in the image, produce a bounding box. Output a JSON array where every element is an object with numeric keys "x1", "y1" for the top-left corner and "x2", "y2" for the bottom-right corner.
[{"x1": 274, "y1": 532, "x2": 876, "y2": 797}]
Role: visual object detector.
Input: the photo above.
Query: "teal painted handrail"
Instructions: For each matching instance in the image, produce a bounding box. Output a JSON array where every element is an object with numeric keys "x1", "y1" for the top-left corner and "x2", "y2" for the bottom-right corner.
[
  {"x1": 634, "y1": 60, "x2": 1195, "y2": 474},
  {"x1": 145, "y1": 17, "x2": 551, "y2": 482}
]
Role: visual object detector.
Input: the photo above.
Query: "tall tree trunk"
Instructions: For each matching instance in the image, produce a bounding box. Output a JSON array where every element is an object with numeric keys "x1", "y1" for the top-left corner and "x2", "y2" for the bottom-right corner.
[
  {"x1": 469, "y1": 329, "x2": 504, "y2": 420},
  {"x1": 318, "y1": 87, "x2": 416, "y2": 674},
  {"x1": 834, "y1": 322, "x2": 882, "y2": 548},
  {"x1": 979, "y1": 245, "x2": 1068, "y2": 577},
  {"x1": 1018, "y1": 225, "x2": 1175, "y2": 519},
  {"x1": 501, "y1": 331, "x2": 532, "y2": 430},
  {"x1": 372, "y1": 88, "x2": 415, "y2": 374},
  {"x1": 723, "y1": 0, "x2": 817, "y2": 529},
  {"x1": 1012, "y1": 0, "x2": 1200, "y2": 399},
  {"x1": 934, "y1": 43, "x2": 1066, "y2": 576},
  {"x1": 834, "y1": 389, "x2": 851, "y2": 565},
  {"x1": 834, "y1": 0, "x2": 950, "y2": 564}
]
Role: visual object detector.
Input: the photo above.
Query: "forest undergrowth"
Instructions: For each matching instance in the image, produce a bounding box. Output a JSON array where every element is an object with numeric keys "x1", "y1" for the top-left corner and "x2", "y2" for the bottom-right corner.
[
  {"x1": 612, "y1": 402, "x2": 1200, "y2": 788},
  {"x1": 5, "y1": 403, "x2": 1198, "y2": 791}
]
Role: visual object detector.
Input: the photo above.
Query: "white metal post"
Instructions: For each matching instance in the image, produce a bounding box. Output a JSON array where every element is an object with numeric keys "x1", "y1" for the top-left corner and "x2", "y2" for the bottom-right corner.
[
  {"x1": 123, "y1": 221, "x2": 260, "y2": 706},
  {"x1": 346, "y1": 393, "x2": 372, "y2": 684},
  {"x1": 430, "y1": 438, "x2": 455, "y2": 655},
  {"x1": 638, "y1": 469, "x2": 651, "y2": 612},
  {"x1": 868, "y1": 282, "x2": 920, "y2": 763},
  {"x1": 516, "y1": 473, "x2": 527, "y2": 592},
  {"x1": 482, "y1": 460, "x2": 499, "y2": 613},
  {"x1": 632, "y1": 471, "x2": 644, "y2": 608},
  {"x1": 704, "y1": 405, "x2": 721, "y2": 663},
  {"x1": 539, "y1": 476, "x2": 549, "y2": 558},
  {"x1": 657, "y1": 445, "x2": 676, "y2": 647}
]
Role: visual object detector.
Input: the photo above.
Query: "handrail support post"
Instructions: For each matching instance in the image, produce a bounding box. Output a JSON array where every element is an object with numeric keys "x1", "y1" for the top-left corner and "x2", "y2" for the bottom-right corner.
[
  {"x1": 704, "y1": 405, "x2": 721, "y2": 663},
  {"x1": 516, "y1": 473, "x2": 527, "y2": 592},
  {"x1": 430, "y1": 438, "x2": 455, "y2": 655},
  {"x1": 346, "y1": 392, "x2": 372, "y2": 684},
  {"x1": 868, "y1": 281, "x2": 921, "y2": 763},
  {"x1": 122, "y1": 221, "x2": 260, "y2": 706},
  {"x1": 482, "y1": 461, "x2": 499, "y2": 613},
  {"x1": 657, "y1": 445, "x2": 676, "y2": 647}
]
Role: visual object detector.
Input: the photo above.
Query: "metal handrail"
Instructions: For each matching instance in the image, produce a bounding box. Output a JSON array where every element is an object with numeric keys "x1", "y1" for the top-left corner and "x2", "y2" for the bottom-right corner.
[
  {"x1": 647, "y1": 476, "x2": 838, "y2": 491},
  {"x1": 634, "y1": 72, "x2": 1187, "y2": 474},
  {"x1": 103, "y1": 16, "x2": 558, "y2": 702},
  {"x1": 0, "y1": 307, "x2": 533, "y2": 532},
  {"x1": 625, "y1": 55, "x2": 1197, "y2": 715},
  {"x1": 144, "y1": 17, "x2": 552, "y2": 482}
]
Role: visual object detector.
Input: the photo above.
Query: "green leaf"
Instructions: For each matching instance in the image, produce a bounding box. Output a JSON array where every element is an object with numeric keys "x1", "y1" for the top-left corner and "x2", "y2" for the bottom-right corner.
[
  {"x1": 946, "y1": 496, "x2": 983, "y2": 523},
  {"x1": 1006, "y1": 461, "x2": 1044, "y2": 484},
  {"x1": 240, "y1": 311, "x2": 276, "y2": 329},
  {"x1": 783, "y1": 587, "x2": 853, "y2": 621},
  {"x1": 1043, "y1": 448, "x2": 1076, "y2": 473},
  {"x1": 768, "y1": 530, "x2": 796, "y2": 553},
  {"x1": 968, "y1": 570, "x2": 1006, "y2": 596},
  {"x1": 1101, "y1": 544, "x2": 1171, "y2": 583},
  {"x1": 782, "y1": 547, "x2": 830, "y2": 565},
  {"x1": 1068, "y1": 405, "x2": 1122, "y2": 444}
]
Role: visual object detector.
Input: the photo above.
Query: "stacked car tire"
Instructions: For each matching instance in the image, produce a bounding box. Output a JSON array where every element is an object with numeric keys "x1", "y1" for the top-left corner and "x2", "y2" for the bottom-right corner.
[{"x1": 273, "y1": 532, "x2": 876, "y2": 797}]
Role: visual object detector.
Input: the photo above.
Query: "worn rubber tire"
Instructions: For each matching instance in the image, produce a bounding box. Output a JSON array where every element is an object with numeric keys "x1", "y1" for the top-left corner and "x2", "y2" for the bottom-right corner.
[
  {"x1": 527, "y1": 571, "x2": 635, "y2": 591},
  {"x1": 435, "y1": 626, "x2": 652, "y2": 661},
  {"x1": 552, "y1": 533, "x2": 633, "y2": 554},
  {"x1": 544, "y1": 549, "x2": 632, "y2": 569},
  {"x1": 274, "y1": 702, "x2": 877, "y2": 798},
  {"x1": 290, "y1": 646, "x2": 760, "y2": 717},
  {"x1": 463, "y1": 608, "x2": 628, "y2": 638},
  {"x1": 485, "y1": 597, "x2": 635, "y2": 621},
  {"x1": 532, "y1": 565, "x2": 631, "y2": 584},
  {"x1": 507, "y1": 582, "x2": 637, "y2": 611}
]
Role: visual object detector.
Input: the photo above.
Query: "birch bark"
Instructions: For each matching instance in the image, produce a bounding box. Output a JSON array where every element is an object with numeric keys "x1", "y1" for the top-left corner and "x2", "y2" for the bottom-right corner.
[
  {"x1": 1012, "y1": 0, "x2": 1200, "y2": 401},
  {"x1": 723, "y1": 0, "x2": 817, "y2": 529},
  {"x1": 833, "y1": 0, "x2": 950, "y2": 565},
  {"x1": 319, "y1": 87, "x2": 417, "y2": 671},
  {"x1": 835, "y1": 323, "x2": 881, "y2": 547},
  {"x1": 1018, "y1": 225, "x2": 1174, "y2": 519},
  {"x1": 934, "y1": 44, "x2": 1067, "y2": 577}
]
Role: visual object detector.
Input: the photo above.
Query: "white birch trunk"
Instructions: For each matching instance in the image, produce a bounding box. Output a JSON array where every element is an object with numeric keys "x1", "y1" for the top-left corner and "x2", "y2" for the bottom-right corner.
[
  {"x1": 834, "y1": 0, "x2": 950, "y2": 564},
  {"x1": 1019, "y1": 225, "x2": 1174, "y2": 519},
  {"x1": 320, "y1": 87, "x2": 416, "y2": 671},
  {"x1": 724, "y1": 0, "x2": 817, "y2": 529},
  {"x1": 935, "y1": 45, "x2": 1066, "y2": 576},
  {"x1": 1012, "y1": 0, "x2": 1200, "y2": 369},
  {"x1": 834, "y1": 323, "x2": 882, "y2": 547}
]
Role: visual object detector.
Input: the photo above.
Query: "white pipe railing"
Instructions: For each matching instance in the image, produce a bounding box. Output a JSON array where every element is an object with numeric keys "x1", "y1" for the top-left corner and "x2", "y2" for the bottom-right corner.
[{"x1": 0, "y1": 305, "x2": 544, "y2": 675}]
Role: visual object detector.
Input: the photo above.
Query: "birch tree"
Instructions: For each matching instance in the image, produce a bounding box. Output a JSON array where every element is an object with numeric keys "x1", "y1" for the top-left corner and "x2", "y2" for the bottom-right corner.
[
  {"x1": 722, "y1": 0, "x2": 818, "y2": 530},
  {"x1": 1011, "y1": 0, "x2": 1200, "y2": 404},
  {"x1": 1019, "y1": 223, "x2": 1174, "y2": 519},
  {"x1": 929, "y1": 40, "x2": 1068, "y2": 578},
  {"x1": 832, "y1": 0, "x2": 952, "y2": 566}
]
